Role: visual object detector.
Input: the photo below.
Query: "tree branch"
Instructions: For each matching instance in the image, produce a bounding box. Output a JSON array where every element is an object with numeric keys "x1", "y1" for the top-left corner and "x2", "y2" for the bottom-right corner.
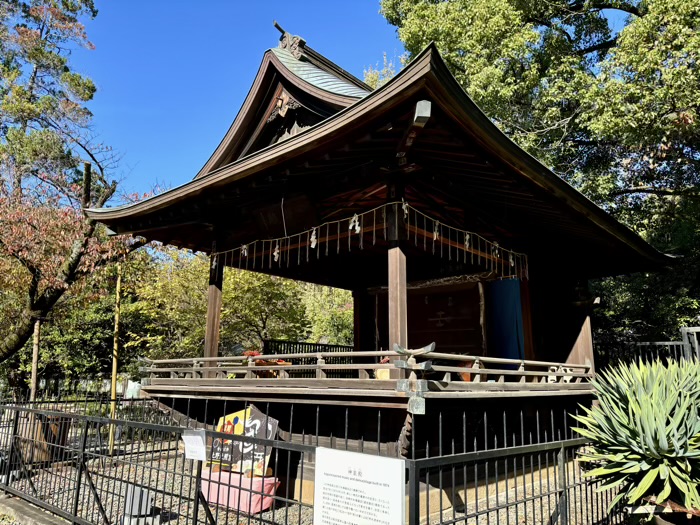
[
  {"x1": 0, "y1": 236, "x2": 41, "y2": 279},
  {"x1": 576, "y1": 37, "x2": 618, "y2": 56},
  {"x1": 611, "y1": 186, "x2": 700, "y2": 198},
  {"x1": 527, "y1": 17, "x2": 574, "y2": 44},
  {"x1": 73, "y1": 237, "x2": 148, "y2": 279},
  {"x1": 567, "y1": 0, "x2": 644, "y2": 17}
]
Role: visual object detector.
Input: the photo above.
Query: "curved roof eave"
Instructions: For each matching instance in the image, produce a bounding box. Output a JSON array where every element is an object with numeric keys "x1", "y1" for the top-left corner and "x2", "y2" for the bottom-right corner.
[
  {"x1": 86, "y1": 43, "x2": 672, "y2": 269},
  {"x1": 421, "y1": 51, "x2": 672, "y2": 269},
  {"x1": 85, "y1": 44, "x2": 434, "y2": 220},
  {"x1": 191, "y1": 48, "x2": 366, "y2": 180}
]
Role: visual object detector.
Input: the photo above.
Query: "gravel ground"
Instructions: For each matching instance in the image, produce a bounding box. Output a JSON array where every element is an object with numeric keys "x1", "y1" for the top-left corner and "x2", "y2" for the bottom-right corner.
[
  {"x1": 10, "y1": 439, "x2": 315, "y2": 525},
  {"x1": 0, "y1": 516, "x2": 19, "y2": 525}
]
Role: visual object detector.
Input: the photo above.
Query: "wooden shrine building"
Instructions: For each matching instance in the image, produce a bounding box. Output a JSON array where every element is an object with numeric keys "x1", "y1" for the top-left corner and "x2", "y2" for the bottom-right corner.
[{"x1": 87, "y1": 28, "x2": 671, "y2": 414}]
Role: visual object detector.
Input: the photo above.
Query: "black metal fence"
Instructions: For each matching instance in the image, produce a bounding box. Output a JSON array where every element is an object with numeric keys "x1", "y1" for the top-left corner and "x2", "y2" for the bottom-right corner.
[
  {"x1": 0, "y1": 396, "x2": 625, "y2": 525},
  {"x1": 596, "y1": 326, "x2": 700, "y2": 371},
  {"x1": 407, "y1": 423, "x2": 624, "y2": 525},
  {"x1": 597, "y1": 341, "x2": 694, "y2": 371},
  {"x1": 262, "y1": 340, "x2": 354, "y2": 378}
]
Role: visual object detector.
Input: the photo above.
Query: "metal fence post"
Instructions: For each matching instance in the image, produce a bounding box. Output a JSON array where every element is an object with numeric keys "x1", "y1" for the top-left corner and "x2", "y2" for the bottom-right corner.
[
  {"x1": 2, "y1": 407, "x2": 20, "y2": 492},
  {"x1": 71, "y1": 419, "x2": 90, "y2": 523},
  {"x1": 192, "y1": 459, "x2": 200, "y2": 525},
  {"x1": 407, "y1": 460, "x2": 420, "y2": 525},
  {"x1": 557, "y1": 445, "x2": 569, "y2": 525}
]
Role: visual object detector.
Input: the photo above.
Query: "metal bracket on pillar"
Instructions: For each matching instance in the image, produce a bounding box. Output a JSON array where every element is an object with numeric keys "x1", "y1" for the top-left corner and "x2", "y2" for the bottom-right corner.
[
  {"x1": 397, "y1": 375, "x2": 429, "y2": 415},
  {"x1": 407, "y1": 395, "x2": 425, "y2": 415},
  {"x1": 394, "y1": 360, "x2": 433, "y2": 371},
  {"x1": 396, "y1": 379, "x2": 428, "y2": 393}
]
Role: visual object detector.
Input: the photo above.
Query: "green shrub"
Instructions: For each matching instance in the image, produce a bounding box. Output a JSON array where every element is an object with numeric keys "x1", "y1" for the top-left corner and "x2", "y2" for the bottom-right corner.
[{"x1": 573, "y1": 359, "x2": 700, "y2": 512}]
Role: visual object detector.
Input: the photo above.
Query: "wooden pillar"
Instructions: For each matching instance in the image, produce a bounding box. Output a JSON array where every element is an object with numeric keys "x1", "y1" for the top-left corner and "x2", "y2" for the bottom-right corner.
[
  {"x1": 388, "y1": 247, "x2": 407, "y2": 378},
  {"x1": 204, "y1": 251, "x2": 224, "y2": 359},
  {"x1": 567, "y1": 316, "x2": 595, "y2": 373}
]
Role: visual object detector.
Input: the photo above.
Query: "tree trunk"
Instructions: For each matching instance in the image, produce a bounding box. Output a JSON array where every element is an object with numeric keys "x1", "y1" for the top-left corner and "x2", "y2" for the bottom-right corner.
[{"x1": 0, "y1": 310, "x2": 37, "y2": 362}]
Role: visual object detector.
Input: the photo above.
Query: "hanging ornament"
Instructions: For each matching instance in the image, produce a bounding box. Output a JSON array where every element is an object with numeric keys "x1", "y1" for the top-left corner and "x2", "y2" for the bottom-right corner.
[
  {"x1": 372, "y1": 210, "x2": 377, "y2": 246},
  {"x1": 212, "y1": 202, "x2": 529, "y2": 282},
  {"x1": 349, "y1": 214, "x2": 361, "y2": 234},
  {"x1": 310, "y1": 227, "x2": 317, "y2": 249},
  {"x1": 359, "y1": 215, "x2": 364, "y2": 249}
]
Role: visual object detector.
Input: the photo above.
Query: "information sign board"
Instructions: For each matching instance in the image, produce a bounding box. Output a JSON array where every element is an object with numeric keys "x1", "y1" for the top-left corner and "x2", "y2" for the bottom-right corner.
[{"x1": 313, "y1": 447, "x2": 405, "y2": 525}]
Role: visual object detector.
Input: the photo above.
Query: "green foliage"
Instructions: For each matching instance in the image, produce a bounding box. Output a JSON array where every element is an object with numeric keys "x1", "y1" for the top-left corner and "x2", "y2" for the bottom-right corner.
[
  {"x1": 221, "y1": 267, "x2": 309, "y2": 351},
  {"x1": 302, "y1": 285, "x2": 353, "y2": 346},
  {"x1": 381, "y1": 0, "x2": 700, "y2": 345},
  {"x1": 13, "y1": 252, "x2": 153, "y2": 384},
  {"x1": 363, "y1": 52, "x2": 399, "y2": 89},
  {"x1": 573, "y1": 360, "x2": 700, "y2": 512},
  {"x1": 383, "y1": 0, "x2": 540, "y2": 123},
  {"x1": 124, "y1": 250, "x2": 208, "y2": 361},
  {"x1": 125, "y1": 248, "x2": 346, "y2": 361},
  {"x1": 0, "y1": 244, "x2": 357, "y2": 386}
]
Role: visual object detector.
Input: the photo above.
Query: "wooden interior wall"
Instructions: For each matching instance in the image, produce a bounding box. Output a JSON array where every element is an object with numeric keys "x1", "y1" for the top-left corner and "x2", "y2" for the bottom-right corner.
[
  {"x1": 528, "y1": 270, "x2": 595, "y2": 367},
  {"x1": 520, "y1": 280, "x2": 535, "y2": 361},
  {"x1": 353, "y1": 289, "x2": 378, "y2": 357},
  {"x1": 373, "y1": 283, "x2": 485, "y2": 354}
]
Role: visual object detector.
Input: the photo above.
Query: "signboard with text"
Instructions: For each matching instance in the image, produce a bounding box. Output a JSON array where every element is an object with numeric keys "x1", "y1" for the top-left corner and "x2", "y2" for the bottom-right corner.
[
  {"x1": 210, "y1": 405, "x2": 278, "y2": 476},
  {"x1": 313, "y1": 447, "x2": 405, "y2": 525}
]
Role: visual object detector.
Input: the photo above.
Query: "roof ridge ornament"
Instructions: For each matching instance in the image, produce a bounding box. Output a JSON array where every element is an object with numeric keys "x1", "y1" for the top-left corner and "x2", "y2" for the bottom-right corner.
[{"x1": 274, "y1": 20, "x2": 305, "y2": 60}]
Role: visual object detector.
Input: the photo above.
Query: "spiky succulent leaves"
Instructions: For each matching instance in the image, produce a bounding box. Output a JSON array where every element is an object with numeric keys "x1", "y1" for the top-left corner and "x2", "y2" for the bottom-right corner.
[{"x1": 573, "y1": 360, "x2": 700, "y2": 513}]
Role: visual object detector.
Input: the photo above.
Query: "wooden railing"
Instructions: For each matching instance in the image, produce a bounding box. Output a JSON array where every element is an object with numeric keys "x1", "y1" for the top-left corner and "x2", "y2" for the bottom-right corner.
[
  {"x1": 262, "y1": 339, "x2": 353, "y2": 378},
  {"x1": 141, "y1": 350, "x2": 594, "y2": 396}
]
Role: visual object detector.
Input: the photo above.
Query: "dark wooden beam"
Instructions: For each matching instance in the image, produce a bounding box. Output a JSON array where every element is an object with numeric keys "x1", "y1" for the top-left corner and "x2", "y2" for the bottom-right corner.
[{"x1": 204, "y1": 249, "x2": 224, "y2": 360}]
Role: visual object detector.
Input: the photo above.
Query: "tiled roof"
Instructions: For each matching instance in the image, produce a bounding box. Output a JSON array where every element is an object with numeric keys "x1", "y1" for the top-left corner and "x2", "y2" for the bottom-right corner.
[{"x1": 271, "y1": 47, "x2": 370, "y2": 99}]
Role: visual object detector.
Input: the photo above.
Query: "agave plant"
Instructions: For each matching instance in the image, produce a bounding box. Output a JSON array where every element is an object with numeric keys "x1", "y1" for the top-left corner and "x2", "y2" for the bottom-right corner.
[{"x1": 573, "y1": 359, "x2": 700, "y2": 513}]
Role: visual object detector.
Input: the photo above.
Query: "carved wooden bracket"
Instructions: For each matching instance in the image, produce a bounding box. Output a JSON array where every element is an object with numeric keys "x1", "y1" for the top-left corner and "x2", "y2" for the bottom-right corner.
[
  {"x1": 279, "y1": 31, "x2": 305, "y2": 59},
  {"x1": 267, "y1": 91, "x2": 301, "y2": 123}
]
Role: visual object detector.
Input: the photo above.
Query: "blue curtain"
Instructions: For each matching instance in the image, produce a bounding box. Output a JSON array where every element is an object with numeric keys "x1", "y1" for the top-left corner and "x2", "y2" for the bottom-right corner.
[{"x1": 486, "y1": 279, "x2": 524, "y2": 361}]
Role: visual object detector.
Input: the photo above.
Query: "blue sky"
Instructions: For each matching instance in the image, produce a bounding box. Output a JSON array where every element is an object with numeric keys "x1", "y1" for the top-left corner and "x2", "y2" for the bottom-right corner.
[{"x1": 70, "y1": 1, "x2": 404, "y2": 199}]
